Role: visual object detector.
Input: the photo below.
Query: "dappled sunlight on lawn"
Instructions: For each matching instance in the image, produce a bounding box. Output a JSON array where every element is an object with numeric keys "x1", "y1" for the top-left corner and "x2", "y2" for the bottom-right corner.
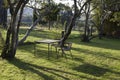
[{"x1": 0, "y1": 29, "x2": 120, "y2": 80}]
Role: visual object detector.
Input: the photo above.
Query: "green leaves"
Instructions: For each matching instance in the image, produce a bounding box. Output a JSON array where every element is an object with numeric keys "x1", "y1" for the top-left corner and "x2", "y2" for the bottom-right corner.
[{"x1": 110, "y1": 12, "x2": 120, "y2": 26}]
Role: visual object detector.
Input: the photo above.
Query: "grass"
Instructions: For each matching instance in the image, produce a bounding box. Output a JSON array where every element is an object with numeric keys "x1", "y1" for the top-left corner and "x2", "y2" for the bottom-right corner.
[{"x1": 0, "y1": 27, "x2": 120, "y2": 80}]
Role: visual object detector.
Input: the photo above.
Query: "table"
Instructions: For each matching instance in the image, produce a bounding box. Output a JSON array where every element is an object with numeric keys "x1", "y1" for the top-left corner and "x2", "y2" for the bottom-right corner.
[{"x1": 34, "y1": 39, "x2": 60, "y2": 58}]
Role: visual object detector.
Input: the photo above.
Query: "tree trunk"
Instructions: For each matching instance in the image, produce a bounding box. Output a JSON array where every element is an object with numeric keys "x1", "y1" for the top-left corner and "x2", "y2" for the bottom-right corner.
[
  {"x1": 19, "y1": 17, "x2": 41, "y2": 44},
  {"x1": 60, "y1": 0, "x2": 92, "y2": 46},
  {"x1": 1, "y1": 13, "x2": 17, "y2": 58},
  {"x1": 82, "y1": 2, "x2": 90, "y2": 42},
  {"x1": 1, "y1": 0, "x2": 28, "y2": 59},
  {"x1": 99, "y1": 0, "x2": 104, "y2": 39},
  {"x1": 60, "y1": 14, "x2": 76, "y2": 46}
]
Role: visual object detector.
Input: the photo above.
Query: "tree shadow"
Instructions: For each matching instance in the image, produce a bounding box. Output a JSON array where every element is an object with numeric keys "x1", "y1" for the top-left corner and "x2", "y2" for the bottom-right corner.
[
  {"x1": 73, "y1": 63, "x2": 120, "y2": 77},
  {"x1": 7, "y1": 58, "x2": 91, "y2": 80},
  {"x1": 18, "y1": 43, "x2": 74, "y2": 60},
  {"x1": 19, "y1": 28, "x2": 58, "y2": 39},
  {"x1": 18, "y1": 44, "x2": 35, "y2": 54},
  {"x1": 72, "y1": 47, "x2": 120, "y2": 61},
  {"x1": 18, "y1": 43, "x2": 51, "y2": 57},
  {"x1": 73, "y1": 63, "x2": 108, "y2": 77},
  {"x1": 78, "y1": 38, "x2": 120, "y2": 50},
  {"x1": 73, "y1": 57, "x2": 84, "y2": 63},
  {"x1": 34, "y1": 49, "x2": 58, "y2": 59}
]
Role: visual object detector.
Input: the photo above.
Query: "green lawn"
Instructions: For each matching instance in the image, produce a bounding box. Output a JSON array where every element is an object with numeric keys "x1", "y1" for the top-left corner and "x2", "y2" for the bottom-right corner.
[{"x1": 0, "y1": 28, "x2": 120, "y2": 80}]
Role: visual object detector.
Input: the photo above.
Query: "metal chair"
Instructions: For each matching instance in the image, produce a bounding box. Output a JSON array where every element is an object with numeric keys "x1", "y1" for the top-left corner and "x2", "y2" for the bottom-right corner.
[{"x1": 58, "y1": 42, "x2": 73, "y2": 59}]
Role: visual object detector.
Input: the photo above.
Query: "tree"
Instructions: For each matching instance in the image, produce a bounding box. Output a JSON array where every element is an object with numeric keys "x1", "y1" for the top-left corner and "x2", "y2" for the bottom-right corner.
[
  {"x1": 60, "y1": 0, "x2": 92, "y2": 46},
  {"x1": 40, "y1": 2, "x2": 60, "y2": 29},
  {"x1": 1, "y1": 0, "x2": 29, "y2": 59},
  {"x1": 80, "y1": 0, "x2": 101, "y2": 42},
  {"x1": 20, "y1": 0, "x2": 92, "y2": 46},
  {"x1": 92, "y1": 0, "x2": 120, "y2": 38},
  {"x1": 19, "y1": 17, "x2": 41, "y2": 44},
  {"x1": 19, "y1": 1, "x2": 60, "y2": 44},
  {"x1": 59, "y1": 4, "x2": 73, "y2": 32},
  {"x1": 81, "y1": 1, "x2": 91, "y2": 42}
]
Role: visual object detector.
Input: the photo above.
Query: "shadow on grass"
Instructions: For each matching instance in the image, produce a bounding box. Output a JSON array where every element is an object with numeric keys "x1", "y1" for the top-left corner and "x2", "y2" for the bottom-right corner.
[
  {"x1": 73, "y1": 47, "x2": 120, "y2": 61},
  {"x1": 18, "y1": 43, "x2": 49, "y2": 55},
  {"x1": 73, "y1": 63, "x2": 120, "y2": 77},
  {"x1": 34, "y1": 49, "x2": 58, "y2": 59},
  {"x1": 18, "y1": 43, "x2": 73, "y2": 60},
  {"x1": 19, "y1": 28, "x2": 58, "y2": 39},
  {"x1": 18, "y1": 44, "x2": 35, "y2": 54},
  {"x1": 72, "y1": 38, "x2": 120, "y2": 50},
  {"x1": 7, "y1": 58, "x2": 92, "y2": 80}
]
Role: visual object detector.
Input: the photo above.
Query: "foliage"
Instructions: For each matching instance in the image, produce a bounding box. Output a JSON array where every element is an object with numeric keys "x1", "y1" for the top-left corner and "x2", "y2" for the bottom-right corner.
[
  {"x1": 40, "y1": 2, "x2": 60, "y2": 22},
  {"x1": 110, "y1": 12, "x2": 120, "y2": 26},
  {"x1": 92, "y1": 6, "x2": 101, "y2": 28},
  {"x1": 92, "y1": 0, "x2": 120, "y2": 37}
]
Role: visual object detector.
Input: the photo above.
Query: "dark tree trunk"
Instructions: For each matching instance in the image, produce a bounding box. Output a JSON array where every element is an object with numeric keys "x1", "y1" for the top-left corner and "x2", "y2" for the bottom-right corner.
[
  {"x1": 60, "y1": 0, "x2": 77, "y2": 47},
  {"x1": 0, "y1": 0, "x2": 7, "y2": 28},
  {"x1": 14, "y1": 2, "x2": 26, "y2": 55},
  {"x1": 82, "y1": 2, "x2": 90, "y2": 42},
  {"x1": 99, "y1": 14, "x2": 104, "y2": 39},
  {"x1": 1, "y1": 14, "x2": 17, "y2": 58},
  {"x1": 61, "y1": 15, "x2": 76, "y2": 46},
  {"x1": 99, "y1": 0, "x2": 104, "y2": 39},
  {"x1": 1, "y1": 0, "x2": 28, "y2": 59}
]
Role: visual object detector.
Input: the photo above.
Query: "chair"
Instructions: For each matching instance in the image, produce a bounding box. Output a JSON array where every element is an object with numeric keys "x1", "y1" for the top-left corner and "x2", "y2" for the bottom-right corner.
[{"x1": 57, "y1": 42, "x2": 73, "y2": 59}]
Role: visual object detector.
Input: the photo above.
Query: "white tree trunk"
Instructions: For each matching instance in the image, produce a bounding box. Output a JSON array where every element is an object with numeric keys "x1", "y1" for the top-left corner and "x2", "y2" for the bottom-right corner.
[{"x1": 18, "y1": 17, "x2": 41, "y2": 44}]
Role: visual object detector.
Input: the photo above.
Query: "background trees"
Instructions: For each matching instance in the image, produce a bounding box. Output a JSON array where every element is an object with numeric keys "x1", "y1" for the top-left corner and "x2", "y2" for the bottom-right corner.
[
  {"x1": 1, "y1": 0, "x2": 120, "y2": 59},
  {"x1": 92, "y1": 0, "x2": 120, "y2": 38}
]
